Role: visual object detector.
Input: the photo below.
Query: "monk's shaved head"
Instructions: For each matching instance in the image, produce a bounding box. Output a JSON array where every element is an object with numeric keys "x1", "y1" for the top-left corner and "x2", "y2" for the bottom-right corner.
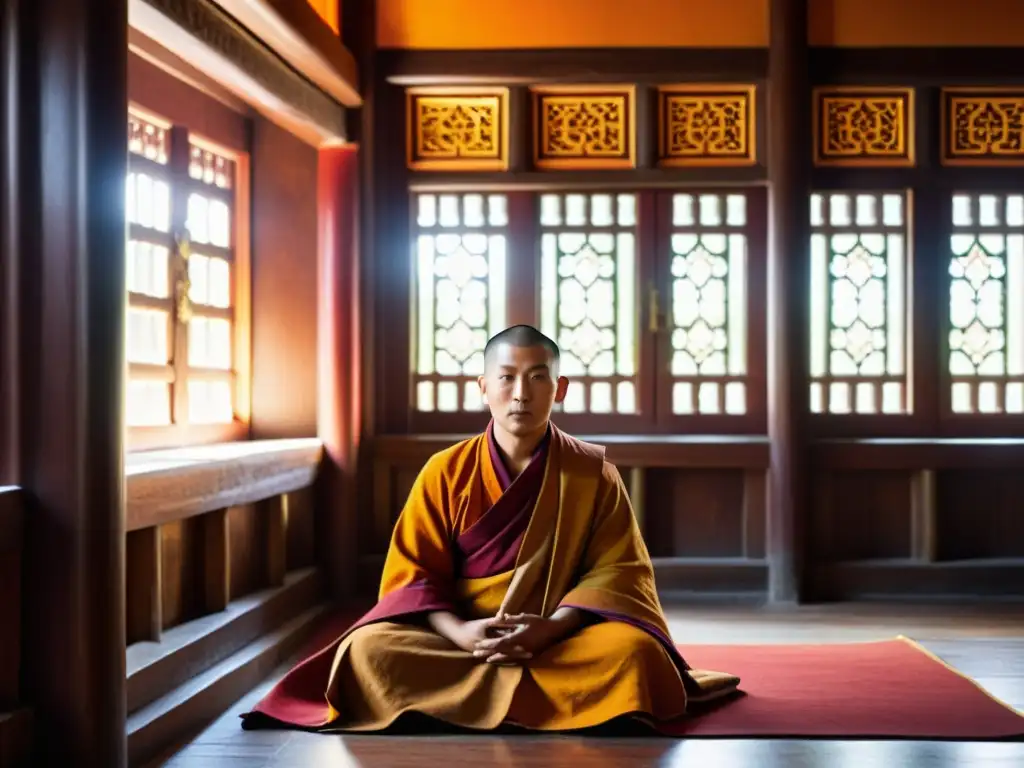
[{"x1": 484, "y1": 325, "x2": 560, "y2": 370}]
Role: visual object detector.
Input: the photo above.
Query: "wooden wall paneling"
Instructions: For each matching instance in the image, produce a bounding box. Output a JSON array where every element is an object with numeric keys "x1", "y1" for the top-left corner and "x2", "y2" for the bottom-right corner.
[
  {"x1": 202, "y1": 509, "x2": 230, "y2": 613},
  {"x1": 250, "y1": 117, "x2": 320, "y2": 439},
  {"x1": 935, "y1": 471, "x2": 1024, "y2": 560},
  {"x1": 160, "y1": 518, "x2": 204, "y2": 630},
  {"x1": 228, "y1": 504, "x2": 266, "y2": 601},
  {"x1": 819, "y1": 471, "x2": 913, "y2": 561},
  {"x1": 126, "y1": 527, "x2": 162, "y2": 645},
  {"x1": 284, "y1": 487, "x2": 316, "y2": 570},
  {"x1": 669, "y1": 470, "x2": 746, "y2": 558},
  {"x1": 264, "y1": 496, "x2": 287, "y2": 587}
]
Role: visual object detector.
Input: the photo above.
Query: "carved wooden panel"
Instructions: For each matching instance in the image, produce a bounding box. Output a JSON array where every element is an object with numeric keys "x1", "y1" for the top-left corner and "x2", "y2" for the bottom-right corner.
[
  {"x1": 812, "y1": 87, "x2": 914, "y2": 167},
  {"x1": 812, "y1": 471, "x2": 912, "y2": 561},
  {"x1": 657, "y1": 85, "x2": 757, "y2": 167},
  {"x1": 532, "y1": 85, "x2": 635, "y2": 170},
  {"x1": 936, "y1": 471, "x2": 1024, "y2": 559},
  {"x1": 942, "y1": 88, "x2": 1024, "y2": 166},
  {"x1": 406, "y1": 87, "x2": 509, "y2": 171}
]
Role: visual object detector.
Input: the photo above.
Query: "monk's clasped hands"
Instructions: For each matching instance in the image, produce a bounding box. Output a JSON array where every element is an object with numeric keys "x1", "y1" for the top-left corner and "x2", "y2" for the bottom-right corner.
[{"x1": 472, "y1": 612, "x2": 562, "y2": 664}]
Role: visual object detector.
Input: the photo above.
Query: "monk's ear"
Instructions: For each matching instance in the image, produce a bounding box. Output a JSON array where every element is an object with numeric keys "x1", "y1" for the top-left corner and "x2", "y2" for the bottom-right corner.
[
  {"x1": 477, "y1": 375, "x2": 488, "y2": 400},
  {"x1": 554, "y1": 376, "x2": 569, "y2": 403}
]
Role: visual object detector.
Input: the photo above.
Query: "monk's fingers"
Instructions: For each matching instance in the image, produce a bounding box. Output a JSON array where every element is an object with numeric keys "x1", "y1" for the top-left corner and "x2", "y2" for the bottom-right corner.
[
  {"x1": 473, "y1": 633, "x2": 524, "y2": 653},
  {"x1": 473, "y1": 640, "x2": 529, "y2": 657},
  {"x1": 485, "y1": 649, "x2": 531, "y2": 664}
]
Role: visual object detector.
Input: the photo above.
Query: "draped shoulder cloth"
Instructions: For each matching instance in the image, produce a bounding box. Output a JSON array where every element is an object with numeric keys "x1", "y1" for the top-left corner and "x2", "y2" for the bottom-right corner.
[{"x1": 243, "y1": 422, "x2": 736, "y2": 733}]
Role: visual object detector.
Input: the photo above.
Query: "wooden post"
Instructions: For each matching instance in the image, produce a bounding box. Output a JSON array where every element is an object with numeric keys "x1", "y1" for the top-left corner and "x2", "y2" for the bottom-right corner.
[
  {"x1": 7, "y1": 0, "x2": 128, "y2": 762},
  {"x1": 317, "y1": 144, "x2": 362, "y2": 599},
  {"x1": 766, "y1": 0, "x2": 811, "y2": 603}
]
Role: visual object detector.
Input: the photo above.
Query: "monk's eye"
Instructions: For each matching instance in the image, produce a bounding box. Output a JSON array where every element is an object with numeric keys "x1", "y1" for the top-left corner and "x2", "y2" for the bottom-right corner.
[{"x1": 499, "y1": 375, "x2": 513, "y2": 382}]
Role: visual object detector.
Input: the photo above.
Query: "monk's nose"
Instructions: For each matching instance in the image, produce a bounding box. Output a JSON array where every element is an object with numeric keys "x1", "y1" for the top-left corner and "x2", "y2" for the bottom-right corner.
[{"x1": 513, "y1": 377, "x2": 531, "y2": 402}]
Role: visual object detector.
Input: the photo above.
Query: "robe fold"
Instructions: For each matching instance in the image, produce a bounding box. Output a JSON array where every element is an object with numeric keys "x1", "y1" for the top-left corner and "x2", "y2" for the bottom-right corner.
[{"x1": 242, "y1": 422, "x2": 737, "y2": 733}]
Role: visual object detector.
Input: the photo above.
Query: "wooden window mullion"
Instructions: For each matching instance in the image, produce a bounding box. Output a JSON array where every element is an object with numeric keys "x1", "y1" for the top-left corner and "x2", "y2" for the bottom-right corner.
[
  {"x1": 506, "y1": 191, "x2": 537, "y2": 327},
  {"x1": 168, "y1": 126, "x2": 191, "y2": 427}
]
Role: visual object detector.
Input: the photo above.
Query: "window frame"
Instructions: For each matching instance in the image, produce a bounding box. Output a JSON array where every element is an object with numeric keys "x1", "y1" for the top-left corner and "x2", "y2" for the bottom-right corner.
[
  {"x1": 807, "y1": 185, "x2": 930, "y2": 438},
  {"x1": 126, "y1": 105, "x2": 252, "y2": 452},
  {"x1": 938, "y1": 187, "x2": 1024, "y2": 437},
  {"x1": 403, "y1": 184, "x2": 769, "y2": 436}
]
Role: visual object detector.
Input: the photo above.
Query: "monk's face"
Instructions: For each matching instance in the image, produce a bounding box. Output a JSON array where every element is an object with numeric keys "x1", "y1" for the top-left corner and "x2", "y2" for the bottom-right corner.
[{"x1": 479, "y1": 343, "x2": 569, "y2": 436}]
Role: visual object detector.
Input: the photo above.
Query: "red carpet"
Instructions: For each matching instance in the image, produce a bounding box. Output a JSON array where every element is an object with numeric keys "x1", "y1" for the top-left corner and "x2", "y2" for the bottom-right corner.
[
  {"x1": 261, "y1": 614, "x2": 1024, "y2": 740},
  {"x1": 666, "y1": 636, "x2": 1023, "y2": 739}
]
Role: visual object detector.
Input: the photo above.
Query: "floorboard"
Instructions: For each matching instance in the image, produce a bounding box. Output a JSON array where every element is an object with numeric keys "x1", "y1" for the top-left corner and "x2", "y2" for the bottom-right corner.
[{"x1": 155, "y1": 602, "x2": 1024, "y2": 767}]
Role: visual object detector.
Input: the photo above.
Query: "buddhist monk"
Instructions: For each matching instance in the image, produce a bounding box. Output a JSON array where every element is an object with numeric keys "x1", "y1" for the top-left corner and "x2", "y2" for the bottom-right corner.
[{"x1": 242, "y1": 325, "x2": 738, "y2": 733}]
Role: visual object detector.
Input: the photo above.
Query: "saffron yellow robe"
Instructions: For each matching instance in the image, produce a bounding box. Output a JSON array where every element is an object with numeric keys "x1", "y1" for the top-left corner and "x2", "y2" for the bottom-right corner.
[{"x1": 243, "y1": 422, "x2": 738, "y2": 733}]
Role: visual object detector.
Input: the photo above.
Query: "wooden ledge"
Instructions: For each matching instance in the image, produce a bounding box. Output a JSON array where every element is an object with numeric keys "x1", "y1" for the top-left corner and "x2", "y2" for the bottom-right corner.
[
  {"x1": 126, "y1": 438, "x2": 322, "y2": 531},
  {"x1": 374, "y1": 434, "x2": 770, "y2": 469},
  {"x1": 814, "y1": 438, "x2": 1024, "y2": 470}
]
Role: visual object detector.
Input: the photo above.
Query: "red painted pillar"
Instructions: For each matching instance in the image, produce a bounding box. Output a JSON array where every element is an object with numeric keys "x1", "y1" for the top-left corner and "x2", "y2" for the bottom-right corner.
[{"x1": 317, "y1": 143, "x2": 361, "y2": 599}]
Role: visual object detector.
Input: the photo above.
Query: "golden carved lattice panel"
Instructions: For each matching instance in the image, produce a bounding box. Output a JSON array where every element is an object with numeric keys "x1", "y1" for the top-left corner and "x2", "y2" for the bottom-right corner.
[
  {"x1": 657, "y1": 85, "x2": 757, "y2": 167},
  {"x1": 942, "y1": 88, "x2": 1024, "y2": 166},
  {"x1": 406, "y1": 88, "x2": 509, "y2": 172},
  {"x1": 532, "y1": 86, "x2": 635, "y2": 170},
  {"x1": 813, "y1": 87, "x2": 915, "y2": 167}
]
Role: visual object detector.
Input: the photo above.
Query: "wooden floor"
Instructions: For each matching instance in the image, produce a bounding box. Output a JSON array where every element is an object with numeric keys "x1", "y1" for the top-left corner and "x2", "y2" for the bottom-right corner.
[{"x1": 155, "y1": 602, "x2": 1024, "y2": 767}]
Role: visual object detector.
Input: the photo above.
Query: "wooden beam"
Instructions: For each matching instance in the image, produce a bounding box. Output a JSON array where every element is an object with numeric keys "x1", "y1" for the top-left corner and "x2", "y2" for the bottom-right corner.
[
  {"x1": 12, "y1": 0, "x2": 128, "y2": 761},
  {"x1": 380, "y1": 48, "x2": 769, "y2": 85},
  {"x1": 128, "y1": 0, "x2": 347, "y2": 146},
  {"x1": 766, "y1": 0, "x2": 811, "y2": 604},
  {"x1": 210, "y1": 0, "x2": 360, "y2": 107},
  {"x1": 374, "y1": 434, "x2": 771, "y2": 469}
]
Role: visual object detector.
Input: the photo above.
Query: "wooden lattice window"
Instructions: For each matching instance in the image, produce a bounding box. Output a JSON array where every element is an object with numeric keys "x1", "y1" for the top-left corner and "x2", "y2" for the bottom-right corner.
[
  {"x1": 539, "y1": 192, "x2": 639, "y2": 415},
  {"x1": 809, "y1": 191, "x2": 910, "y2": 415},
  {"x1": 662, "y1": 192, "x2": 750, "y2": 417},
  {"x1": 403, "y1": 187, "x2": 766, "y2": 434},
  {"x1": 412, "y1": 192, "x2": 508, "y2": 415},
  {"x1": 947, "y1": 193, "x2": 1024, "y2": 415},
  {"x1": 126, "y1": 108, "x2": 249, "y2": 450}
]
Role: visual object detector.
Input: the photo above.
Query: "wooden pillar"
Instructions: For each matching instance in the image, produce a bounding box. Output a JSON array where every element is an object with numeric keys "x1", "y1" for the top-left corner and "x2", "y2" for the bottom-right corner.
[
  {"x1": 5, "y1": 0, "x2": 128, "y2": 762},
  {"x1": 317, "y1": 144, "x2": 362, "y2": 599},
  {"x1": 766, "y1": 0, "x2": 811, "y2": 603},
  {"x1": 0, "y1": 0, "x2": 19, "y2": 485}
]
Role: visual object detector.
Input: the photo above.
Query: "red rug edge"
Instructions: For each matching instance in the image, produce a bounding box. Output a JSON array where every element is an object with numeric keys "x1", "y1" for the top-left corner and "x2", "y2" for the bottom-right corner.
[{"x1": 888, "y1": 634, "x2": 1024, "y2": 722}]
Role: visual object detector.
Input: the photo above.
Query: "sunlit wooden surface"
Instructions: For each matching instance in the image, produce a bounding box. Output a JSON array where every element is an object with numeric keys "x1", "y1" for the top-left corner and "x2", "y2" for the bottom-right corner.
[{"x1": 155, "y1": 602, "x2": 1024, "y2": 767}]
